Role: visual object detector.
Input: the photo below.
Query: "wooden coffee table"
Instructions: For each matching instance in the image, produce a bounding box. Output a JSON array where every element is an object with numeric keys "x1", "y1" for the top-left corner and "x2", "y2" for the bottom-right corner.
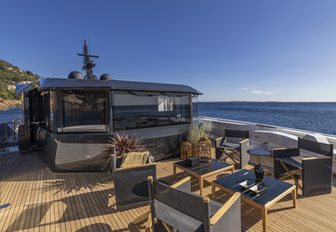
[
  {"x1": 173, "y1": 158, "x2": 234, "y2": 196},
  {"x1": 211, "y1": 169, "x2": 296, "y2": 232}
]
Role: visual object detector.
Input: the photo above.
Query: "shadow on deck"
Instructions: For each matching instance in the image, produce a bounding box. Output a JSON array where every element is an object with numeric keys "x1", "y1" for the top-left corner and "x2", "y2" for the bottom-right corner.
[{"x1": 1, "y1": 151, "x2": 336, "y2": 232}]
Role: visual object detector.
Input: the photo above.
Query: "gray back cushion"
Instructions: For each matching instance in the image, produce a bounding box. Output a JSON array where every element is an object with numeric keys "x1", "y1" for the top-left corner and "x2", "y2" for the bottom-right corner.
[
  {"x1": 154, "y1": 181, "x2": 208, "y2": 222},
  {"x1": 225, "y1": 129, "x2": 249, "y2": 139},
  {"x1": 298, "y1": 138, "x2": 333, "y2": 157}
]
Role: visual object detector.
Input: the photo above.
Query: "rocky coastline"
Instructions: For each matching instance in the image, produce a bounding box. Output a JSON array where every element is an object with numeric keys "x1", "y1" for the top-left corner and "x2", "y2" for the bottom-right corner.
[{"x1": 0, "y1": 99, "x2": 22, "y2": 110}]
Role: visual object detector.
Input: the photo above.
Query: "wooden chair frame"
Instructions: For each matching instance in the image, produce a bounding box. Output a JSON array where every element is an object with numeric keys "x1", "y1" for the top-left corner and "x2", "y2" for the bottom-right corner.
[{"x1": 215, "y1": 137, "x2": 250, "y2": 169}]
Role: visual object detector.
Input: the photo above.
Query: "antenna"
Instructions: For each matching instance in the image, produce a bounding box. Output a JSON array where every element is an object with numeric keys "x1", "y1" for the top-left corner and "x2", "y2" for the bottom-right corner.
[{"x1": 77, "y1": 40, "x2": 99, "y2": 80}]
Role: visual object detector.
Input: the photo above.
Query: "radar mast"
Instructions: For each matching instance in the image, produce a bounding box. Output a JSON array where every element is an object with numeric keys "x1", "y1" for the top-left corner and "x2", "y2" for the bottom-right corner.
[{"x1": 77, "y1": 40, "x2": 99, "y2": 80}]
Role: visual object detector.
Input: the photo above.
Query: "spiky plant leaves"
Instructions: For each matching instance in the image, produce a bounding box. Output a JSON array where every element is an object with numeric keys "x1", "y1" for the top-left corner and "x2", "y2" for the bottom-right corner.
[
  {"x1": 187, "y1": 122, "x2": 206, "y2": 147},
  {"x1": 100, "y1": 132, "x2": 146, "y2": 171},
  {"x1": 103, "y1": 132, "x2": 146, "y2": 157}
]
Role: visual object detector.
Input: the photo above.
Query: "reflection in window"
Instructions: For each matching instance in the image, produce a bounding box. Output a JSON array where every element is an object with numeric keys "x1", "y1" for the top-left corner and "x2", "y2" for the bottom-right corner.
[
  {"x1": 158, "y1": 96, "x2": 173, "y2": 112},
  {"x1": 39, "y1": 91, "x2": 50, "y2": 128},
  {"x1": 192, "y1": 95, "x2": 199, "y2": 118},
  {"x1": 113, "y1": 91, "x2": 191, "y2": 130},
  {"x1": 61, "y1": 90, "x2": 107, "y2": 132}
]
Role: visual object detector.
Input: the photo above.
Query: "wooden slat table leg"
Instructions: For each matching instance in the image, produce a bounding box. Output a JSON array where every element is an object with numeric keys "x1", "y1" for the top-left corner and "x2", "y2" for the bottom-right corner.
[
  {"x1": 292, "y1": 188, "x2": 297, "y2": 208},
  {"x1": 199, "y1": 177, "x2": 204, "y2": 196},
  {"x1": 211, "y1": 183, "x2": 216, "y2": 199},
  {"x1": 262, "y1": 208, "x2": 268, "y2": 232}
]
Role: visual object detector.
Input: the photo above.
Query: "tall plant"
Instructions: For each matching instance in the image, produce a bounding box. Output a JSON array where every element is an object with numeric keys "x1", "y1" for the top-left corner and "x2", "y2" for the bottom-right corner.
[
  {"x1": 100, "y1": 132, "x2": 147, "y2": 171},
  {"x1": 187, "y1": 122, "x2": 206, "y2": 147},
  {"x1": 103, "y1": 132, "x2": 146, "y2": 157}
]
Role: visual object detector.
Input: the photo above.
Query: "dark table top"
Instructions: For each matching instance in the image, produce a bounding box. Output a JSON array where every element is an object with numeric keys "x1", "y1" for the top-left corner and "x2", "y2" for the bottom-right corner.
[
  {"x1": 174, "y1": 158, "x2": 233, "y2": 176},
  {"x1": 247, "y1": 149, "x2": 272, "y2": 157},
  {"x1": 213, "y1": 169, "x2": 294, "y2": 206}
]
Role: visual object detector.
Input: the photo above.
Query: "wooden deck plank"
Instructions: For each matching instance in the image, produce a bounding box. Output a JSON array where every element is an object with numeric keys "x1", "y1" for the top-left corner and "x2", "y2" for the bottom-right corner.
[
  {"x1": 1, "y1": 151, "x2": 336, "y2": 231},
  {"x1": 1, "y1": 154, "x2": 35, "y2": 231}
]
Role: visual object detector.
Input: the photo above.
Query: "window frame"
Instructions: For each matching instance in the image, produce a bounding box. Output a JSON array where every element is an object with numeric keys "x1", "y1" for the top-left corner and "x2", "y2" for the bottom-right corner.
[
  {"x1": 111, "y1": 90, "x2": 192, "y2": 131},
  {"x1": 58, "y1": 88, "x2": 110, "y2": 133}
]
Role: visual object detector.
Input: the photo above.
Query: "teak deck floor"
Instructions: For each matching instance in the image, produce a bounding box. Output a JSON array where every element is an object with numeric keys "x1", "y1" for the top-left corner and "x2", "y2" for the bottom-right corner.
[{"x1": 0, "y1": 151, "x2": 336, "y2": 232}]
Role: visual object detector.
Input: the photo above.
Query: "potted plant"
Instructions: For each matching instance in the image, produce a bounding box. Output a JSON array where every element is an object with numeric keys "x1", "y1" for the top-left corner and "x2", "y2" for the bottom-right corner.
[
  {"x1": 101, "y1": 132, "x2": 146, "y2": 171},
  {"x1": 187, "y1": 122, "x2": 206, "y2": 156},
  {"x1": 111, "y1": 132, "x2": 146, "y2": 156}
]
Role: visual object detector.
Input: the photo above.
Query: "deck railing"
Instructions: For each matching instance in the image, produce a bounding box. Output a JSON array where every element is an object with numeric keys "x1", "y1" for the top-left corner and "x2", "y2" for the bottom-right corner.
[
  {"x1": 198, "y1": 116, "x2": 336, "y2": 174},
  {"x1": 0, "y1": 118, "x2": 22, "y2": 152},
  {"x1": 198, "y1": 116, "x2": 336, "y2": 143}
]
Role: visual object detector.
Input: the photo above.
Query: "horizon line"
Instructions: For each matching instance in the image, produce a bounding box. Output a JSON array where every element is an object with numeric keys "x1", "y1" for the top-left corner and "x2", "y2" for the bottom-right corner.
[{"x1": 198, "y1": 101, "x2": 336, "y2": 103}]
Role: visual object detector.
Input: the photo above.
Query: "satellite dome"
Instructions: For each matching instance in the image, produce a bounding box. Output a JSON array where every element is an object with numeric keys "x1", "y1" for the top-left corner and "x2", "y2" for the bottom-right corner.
[
  {"x1": 100, "y1": 73, "x2": 112, "y2": 80},
  {"x1": 68, "y1": 71, "x2": 83, "y2": 79}
]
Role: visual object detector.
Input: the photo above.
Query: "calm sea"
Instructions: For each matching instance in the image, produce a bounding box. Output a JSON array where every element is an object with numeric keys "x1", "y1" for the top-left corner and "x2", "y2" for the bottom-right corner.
[
  {"x1": 1, "y1": 102, "x2": 336, "y2": 135},
  {"x1": 198, "y1": 102, "x2": 336, "y2": 135},
  {"x1": 0, "y1": 107, "x2": 23, "y2": 124}
]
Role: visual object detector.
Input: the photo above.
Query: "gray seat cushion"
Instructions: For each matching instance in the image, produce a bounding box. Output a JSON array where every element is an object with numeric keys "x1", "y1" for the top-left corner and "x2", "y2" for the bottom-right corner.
[
  {"x1": 154, "y1": 199, "x2": 222, "y2": 232},
  {"x1": 300, "y1": 149, "x2": 326, "y2": 158},
  {"x1": 279, "y1": 156, "x2": 302, "y2": 169}
]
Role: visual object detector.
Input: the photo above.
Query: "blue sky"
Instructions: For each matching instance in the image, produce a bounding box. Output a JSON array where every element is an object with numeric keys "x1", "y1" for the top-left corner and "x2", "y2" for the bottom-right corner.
[{"x1": 1, "y1": 0, "x2": 336, "y2": 102}]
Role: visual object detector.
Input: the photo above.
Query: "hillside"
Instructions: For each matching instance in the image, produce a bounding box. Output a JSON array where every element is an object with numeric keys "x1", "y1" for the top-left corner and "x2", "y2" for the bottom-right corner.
[{"x1": 0, "y1": 59, "x2": 39, "y2": 100}]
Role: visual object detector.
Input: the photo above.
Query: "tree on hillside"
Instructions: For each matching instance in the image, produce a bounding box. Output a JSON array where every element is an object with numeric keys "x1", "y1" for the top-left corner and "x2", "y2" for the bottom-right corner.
[{"x1": 26, "y1": 70, "x2": 34, "y2": 76}]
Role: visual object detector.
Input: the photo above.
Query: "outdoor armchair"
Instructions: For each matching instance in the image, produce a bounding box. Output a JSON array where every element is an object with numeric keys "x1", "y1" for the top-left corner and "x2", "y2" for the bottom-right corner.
[
  {"x1": 112, "y1": 152, "x2": 156, "y2": 211},
  {"x1": 147, "y1": 176, "x2": 241, "y2": 232},
  {"x1": 215, "y1": 129, "x2": 250, "y2": 169},
  {"x1": 274, "y1": 137, "x2": 333, "y2": 196},
  {"x1": 111, "y1": 151, "x2": 154, "y2": 172}
]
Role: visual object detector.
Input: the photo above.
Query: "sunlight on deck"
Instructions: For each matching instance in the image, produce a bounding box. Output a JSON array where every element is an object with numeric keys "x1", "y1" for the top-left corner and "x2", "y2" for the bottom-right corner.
[{"x1": 0, "y1": 151, "x2": 336, "y2": 231}]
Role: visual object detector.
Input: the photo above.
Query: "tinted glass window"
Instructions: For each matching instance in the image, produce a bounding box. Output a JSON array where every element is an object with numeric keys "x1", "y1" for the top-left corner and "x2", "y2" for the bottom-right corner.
[
  {"x1": 61, "y1": 90, "x2": 107, "y2": 132},
  {"x1": 39, "y1": 91, "x2": 50, "y2": 128},
  {"x1": 192, "y1": 95, "x2": 199, "y2": 118},
  {"x1": 113, "y1": 91, "x2": 191, "y2": 130}
]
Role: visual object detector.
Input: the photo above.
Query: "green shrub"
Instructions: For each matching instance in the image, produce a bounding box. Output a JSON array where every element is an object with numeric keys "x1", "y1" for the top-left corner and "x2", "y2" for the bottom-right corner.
[{"x1": 187, "y1": 122, "x2": 206, "y2": 147}]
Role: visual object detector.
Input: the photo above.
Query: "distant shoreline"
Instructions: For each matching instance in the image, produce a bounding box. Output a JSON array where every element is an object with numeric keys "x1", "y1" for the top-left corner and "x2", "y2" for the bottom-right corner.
[{"x1": 0, "y1": 100, "x2": 22, "y2": 110}]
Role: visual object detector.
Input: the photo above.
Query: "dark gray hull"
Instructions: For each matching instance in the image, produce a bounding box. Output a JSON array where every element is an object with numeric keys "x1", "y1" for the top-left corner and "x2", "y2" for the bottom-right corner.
[{"x1": 34, "y1": 125, "x2": 188, "y2": 172}]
